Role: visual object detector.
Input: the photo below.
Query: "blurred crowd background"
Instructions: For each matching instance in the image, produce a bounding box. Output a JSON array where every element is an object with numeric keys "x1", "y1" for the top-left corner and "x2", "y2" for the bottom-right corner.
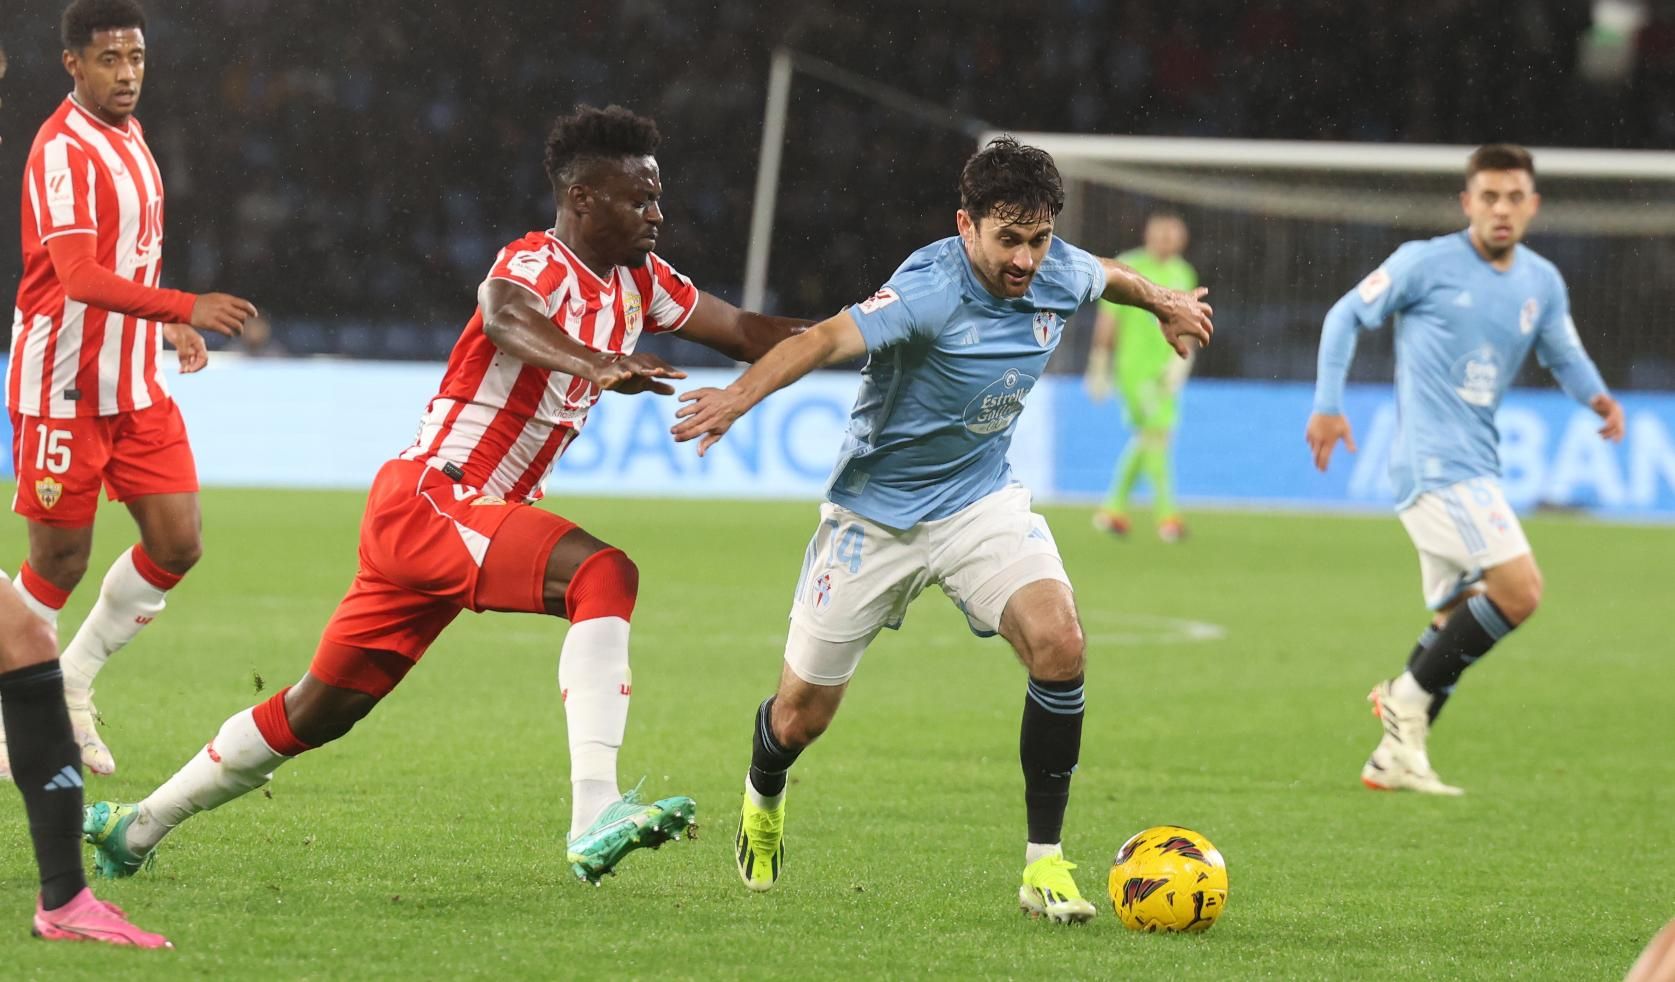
[{"x1": 2, "y1": 0, "x2": 1671, "y2": 381}]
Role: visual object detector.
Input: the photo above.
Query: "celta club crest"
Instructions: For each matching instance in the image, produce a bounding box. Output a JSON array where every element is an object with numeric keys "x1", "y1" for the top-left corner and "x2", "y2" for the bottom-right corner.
[
  {"x1": 35, "y1": 477, "x2": 63, "y2": 510},
  {"x1": 812, "y1": 573, "x2": 833, "y2": 609},
  {"x1": 1520, "y1": 298, "x2": 1539, "y2": 335},
  {"x1": 1032, "y1": 311, "x2": 1059, "y2": 346}
]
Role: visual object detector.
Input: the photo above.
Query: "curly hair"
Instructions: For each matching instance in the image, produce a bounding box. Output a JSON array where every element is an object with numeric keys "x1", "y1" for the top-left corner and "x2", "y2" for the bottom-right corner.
[
  {"x1": 959, "y1": 136, "x2": 1065, "y2": 227},
  {"x1": 61, "y1": 0, "x2": 146, "y2": 51},
  {"x1": 543, "y1": 104, "x2": 661, "y2": 191}
]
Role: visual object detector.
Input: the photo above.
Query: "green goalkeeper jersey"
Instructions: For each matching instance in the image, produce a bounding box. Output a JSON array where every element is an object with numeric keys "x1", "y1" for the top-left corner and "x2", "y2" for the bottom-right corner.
[{"x1": 1099, "y1": 248, "x2": 1198, "y2": 390}]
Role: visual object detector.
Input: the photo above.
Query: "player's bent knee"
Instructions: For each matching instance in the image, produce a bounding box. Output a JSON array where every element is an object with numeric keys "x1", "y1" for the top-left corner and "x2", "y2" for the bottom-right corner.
[
  {"x1": 773, "y1": 689, "x2": 839, "y2": 750},
  {"x1": 1025, "y1": 624, "x2": 1086, "y2": 680},
  {"x1": 565, "y1": 547, "x2": 639, "y2": 622},
  {"x1": 148, "y1": 539, "x2": 203, "y2": 575},
  {"x1": 30, "y1": 549, "x2": 89, "y2": 591},
  {"x1": 281, "y1": 673, "x2": 381, "y2": 747}
]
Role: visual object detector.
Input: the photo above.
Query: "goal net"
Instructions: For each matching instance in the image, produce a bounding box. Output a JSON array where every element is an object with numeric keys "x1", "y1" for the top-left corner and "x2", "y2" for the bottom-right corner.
[{"x1": 1001, "y1": 133, "x2": 1675, "y2": 391}]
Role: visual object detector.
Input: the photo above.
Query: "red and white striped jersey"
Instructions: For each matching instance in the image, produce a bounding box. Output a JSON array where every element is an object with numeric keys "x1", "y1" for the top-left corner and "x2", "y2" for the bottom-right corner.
[
  {"x1": 400, "y1": 230, "x2": 699, "y2": 502},
  {"x1": 9, "y1": 97, "x2": 173, "y2": 418}
]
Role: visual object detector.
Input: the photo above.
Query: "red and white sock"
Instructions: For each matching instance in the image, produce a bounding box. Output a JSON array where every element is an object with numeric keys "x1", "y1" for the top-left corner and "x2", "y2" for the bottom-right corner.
[
  {"x1": 60, "y1": 545, "x2": 178, "y2": 696},
  {"x1": 559, "y1": 616, "x2": 631, "y2": 840},
  {"x1": 12, "y1": 562, "x2": 69, "y2": 629},
  {"x1": 129, "y1": 690, "x2": 309, "y2": 853}
]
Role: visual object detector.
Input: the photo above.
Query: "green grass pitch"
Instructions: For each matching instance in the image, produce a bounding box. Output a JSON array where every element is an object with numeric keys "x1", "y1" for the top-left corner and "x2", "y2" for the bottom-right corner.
[{"x1": 1, "y1": 484, "x2": 1671, "y2": 978}]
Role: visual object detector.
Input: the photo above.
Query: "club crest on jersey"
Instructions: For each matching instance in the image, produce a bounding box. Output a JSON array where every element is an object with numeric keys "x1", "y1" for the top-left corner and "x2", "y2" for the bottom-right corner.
[
  {"x1": 1519, "y1": 298, "x2": 1539, "y2": 335},
  {"x1": 622, "y1": 292, "x2": 643, "y2": 335},
  {"x1": 857, "y1": 287, "x2": 899, "y2": 315},
  {"x1": 35, "y1": 478, "x2": 63, "y2": 510},
  {"x1": 1032, "y1": 311, "x2": 1060, "y2": 347}
]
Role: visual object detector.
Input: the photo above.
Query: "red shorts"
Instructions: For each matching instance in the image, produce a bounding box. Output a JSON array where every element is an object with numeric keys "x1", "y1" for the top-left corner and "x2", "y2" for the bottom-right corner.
[
  {"x1": 10, "y1": 400, "x2": 199, "y2": 527},
  {"x1": 312, "y1": 459, "x2": 576, "y2": 691}
]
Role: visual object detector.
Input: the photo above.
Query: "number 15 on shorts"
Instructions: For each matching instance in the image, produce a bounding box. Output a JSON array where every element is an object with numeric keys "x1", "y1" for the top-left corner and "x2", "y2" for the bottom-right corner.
[{"x1": 35, "y1": 424, "x2": 72, "y2": 474}]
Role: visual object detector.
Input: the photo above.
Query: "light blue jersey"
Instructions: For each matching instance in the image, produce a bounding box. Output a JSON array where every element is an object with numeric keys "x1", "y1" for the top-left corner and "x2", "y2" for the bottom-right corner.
[
  {"x1": 830, "y1": 235, "x2": 1106, "y2": 529},
  {"x1": 1314, "y1": 231, "x2": 1609, "y2": 509}
]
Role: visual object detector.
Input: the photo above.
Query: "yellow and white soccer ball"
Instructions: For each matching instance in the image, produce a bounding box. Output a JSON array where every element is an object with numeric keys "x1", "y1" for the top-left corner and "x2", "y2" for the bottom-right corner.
[{"x1": 1107, "y1": 825, "x2": 1229, "y2": 933}]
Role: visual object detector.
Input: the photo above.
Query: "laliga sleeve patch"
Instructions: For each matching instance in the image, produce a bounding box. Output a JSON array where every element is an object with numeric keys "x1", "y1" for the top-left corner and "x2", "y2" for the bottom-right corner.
[
  {"x1": 857, "y1": 286, "x2": 900, "y2": 315},
  {"x1": 502, "y1": 249, "x2": 548, "y2": 285},
  {"x1": 1357, "y1": 267, "x2": 1392, "y2": 304},
  {"x1": 45, "y1": 166, "x2": 79, "y2": 226}
]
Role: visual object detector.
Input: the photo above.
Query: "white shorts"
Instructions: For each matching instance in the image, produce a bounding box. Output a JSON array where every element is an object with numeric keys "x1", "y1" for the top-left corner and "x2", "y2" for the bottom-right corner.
[
  {"x1": 785, "y1": 485, "x2": 1071, "y2": 683},
  {"x1": 1398, "y1": 477, "x2": 1532, "y2": 610}
]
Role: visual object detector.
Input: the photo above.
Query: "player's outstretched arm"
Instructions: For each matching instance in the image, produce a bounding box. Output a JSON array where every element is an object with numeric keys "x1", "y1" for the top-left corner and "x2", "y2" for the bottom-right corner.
[
  {"x1": 677, "y1": 292, "x2": 812, "y2": 363},
  {"x1": 1095, "y1": 257, "x2": 1213, "y2": 357},
  {"x1": 671, "y1": 310, "x2": 866, "y2": 455},
  {"x1": 1307, "y1": 297, "x2": 1364, "y2": 471},
  {"x1": 480, "y1": 279, "x2": 686, "y2": 395}
]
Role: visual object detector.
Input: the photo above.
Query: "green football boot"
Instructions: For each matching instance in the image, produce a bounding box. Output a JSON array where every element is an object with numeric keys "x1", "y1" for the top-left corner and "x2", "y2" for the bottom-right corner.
[
  {"x1": 83, "y1": 801, "x2": 156, "y2": 879},
  {"x1": 565, "y1": 784, "x2": 697, "y2": 885},
  {"x1": 1019, "y1": 853, "x2": 1097, "y2": 924},
  {"x1": 734, "y1": 786, "x2": 784, "y2": 892}
]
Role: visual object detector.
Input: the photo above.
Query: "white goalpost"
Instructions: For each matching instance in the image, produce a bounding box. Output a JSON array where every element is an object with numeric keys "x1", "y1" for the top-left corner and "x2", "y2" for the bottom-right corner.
[{"x1": 990, "y1": 132, "x2": 1675, "y2": 387}]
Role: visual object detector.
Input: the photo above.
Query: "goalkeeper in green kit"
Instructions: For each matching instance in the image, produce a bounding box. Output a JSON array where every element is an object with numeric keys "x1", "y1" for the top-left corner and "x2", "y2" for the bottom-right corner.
[{"x1": 1086, "y1": 213, "x2": 1196, "y2": 542}]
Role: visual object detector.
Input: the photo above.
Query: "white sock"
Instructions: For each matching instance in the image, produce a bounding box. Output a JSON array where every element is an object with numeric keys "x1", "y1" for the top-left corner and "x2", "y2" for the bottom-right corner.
[
  {"x1": 60, "y1": 547, "x2": 169, "y2": 696},
  {"x1": 1026, "y1": 842, "x2": 1063, "y2": 864},
  {"x1": 1390, "y1": 671, "x2": 1430, "y2": 707},
  {"x1": 558, "y1": 616, "x2": 631, "y2": 839},
  {"x1": 11, "y1": 571, "x2": 63, "y2": 628},
  {"x1": 129, "y1": 708, "x2": 288, "y2": 852}
]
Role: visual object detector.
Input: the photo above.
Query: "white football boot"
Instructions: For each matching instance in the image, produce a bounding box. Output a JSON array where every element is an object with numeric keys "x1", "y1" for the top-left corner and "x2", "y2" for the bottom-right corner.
[
  {"x1": 65, "y1": 688, "x2": 116, "y2": 776},
  {"x1": 1364, "y1": 682, "x2": 1463, "y2": 796}
]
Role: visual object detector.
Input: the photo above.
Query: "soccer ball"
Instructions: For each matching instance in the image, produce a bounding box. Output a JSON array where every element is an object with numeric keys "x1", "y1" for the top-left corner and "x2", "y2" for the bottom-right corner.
[{"x1": 1107, "y1": 825, "x2": 1229, "y2": 933}]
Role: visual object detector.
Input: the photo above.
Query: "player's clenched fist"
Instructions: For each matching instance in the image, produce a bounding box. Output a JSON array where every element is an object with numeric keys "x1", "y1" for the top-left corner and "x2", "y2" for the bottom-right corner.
[
  {"x1": 596, "y1": 352, "x2": 686, "y2": 396},
  {"x1": 1305, "y1": 412, "x2": 1357, "y2": 472},
  {"x1": 189, "y1": 292, "x2": 257, "y2": 337}
]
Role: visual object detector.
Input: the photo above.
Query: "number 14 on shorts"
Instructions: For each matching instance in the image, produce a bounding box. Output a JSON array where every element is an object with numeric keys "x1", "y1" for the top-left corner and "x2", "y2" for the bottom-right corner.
[{"x1": 827, "y1": 520, "x2": 865, "y2": 574}]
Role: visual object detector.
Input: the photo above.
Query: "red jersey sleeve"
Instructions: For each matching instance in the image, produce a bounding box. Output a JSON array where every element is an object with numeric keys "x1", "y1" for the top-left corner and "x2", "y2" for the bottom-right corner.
[
  {"x1": 484, "y1": 237, "x2": 569, "y2": 314},
  {"x1": 46, "y1": 233, "x2": 197, "y2": 323},
  {"x1": 643, "y1": 253, "x2": 698, "y2": 333},
  {"x1": 31, "y1": 134, "x2": 98, "y2": 241}
]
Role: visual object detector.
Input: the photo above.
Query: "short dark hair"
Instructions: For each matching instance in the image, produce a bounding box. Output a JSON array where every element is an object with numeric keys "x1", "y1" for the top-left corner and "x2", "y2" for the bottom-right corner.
[
  {"x1": 1467, "y1": 143, "x2": 1535, "y2": 184},
  {"x1": 61, "y1": 0, "x2": 146, "y2": 51},
  {"x1": 959, "y1": 136, "x2": 1065, "y2": 227},
  {"x1": 544, "y1": 105, "x2": 661, "y2": 191}
]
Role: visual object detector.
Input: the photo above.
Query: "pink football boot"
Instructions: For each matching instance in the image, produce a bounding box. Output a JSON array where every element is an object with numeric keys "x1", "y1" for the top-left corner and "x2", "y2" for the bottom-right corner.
[{"x1": 32, "y1": 888, "x2": 172, "y2": 948}]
